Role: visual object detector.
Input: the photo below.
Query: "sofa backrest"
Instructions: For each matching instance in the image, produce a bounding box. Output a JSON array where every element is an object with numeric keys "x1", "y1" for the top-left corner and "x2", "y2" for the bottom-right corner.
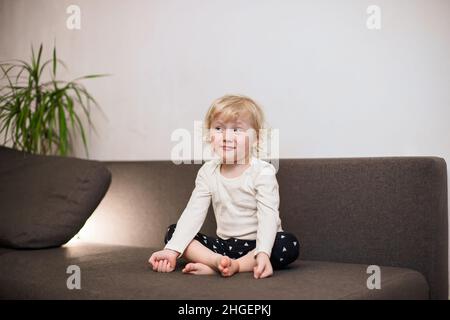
[{"x1": 95, "y1": 157, "x2": 447, "y2": 299}]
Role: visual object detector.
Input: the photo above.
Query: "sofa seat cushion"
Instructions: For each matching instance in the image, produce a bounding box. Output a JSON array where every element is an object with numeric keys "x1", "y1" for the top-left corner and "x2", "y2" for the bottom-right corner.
[{"x1": 0, "y1": 242, "x2": 428, "y2": 299}]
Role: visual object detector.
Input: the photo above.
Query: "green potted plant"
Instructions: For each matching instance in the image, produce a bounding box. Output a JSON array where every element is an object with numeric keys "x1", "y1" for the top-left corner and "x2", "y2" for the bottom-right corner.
[{"x1": 0, "y1": 43, "x2": 107, "y2": 157}]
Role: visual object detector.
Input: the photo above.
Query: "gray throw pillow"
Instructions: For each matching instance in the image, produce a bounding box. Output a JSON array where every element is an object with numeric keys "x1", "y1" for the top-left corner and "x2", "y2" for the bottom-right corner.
[{"x1": 0, "y1": 145, "x2": 111, "y2": 249}]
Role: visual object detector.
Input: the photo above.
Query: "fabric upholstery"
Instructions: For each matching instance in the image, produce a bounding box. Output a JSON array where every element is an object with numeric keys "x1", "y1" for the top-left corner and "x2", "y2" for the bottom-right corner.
[
  {"x1": 89, "y1": 157, "x2": 447, "y2": 299},
  {"x1": 0, "y1": 243, "x2": 428, "y2": 300},
  {"x1": 0, "y1": 146, "x2": 112, "y2": 249},
  {"x1": 0, "y1": 155, "x2": 446, "y2": 299}
]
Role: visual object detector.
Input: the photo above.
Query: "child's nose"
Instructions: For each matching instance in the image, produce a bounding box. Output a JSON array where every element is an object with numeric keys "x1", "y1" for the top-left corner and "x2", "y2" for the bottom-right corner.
[{"x1": 222, "y1": 129, "x2": 235, "y2": 140}]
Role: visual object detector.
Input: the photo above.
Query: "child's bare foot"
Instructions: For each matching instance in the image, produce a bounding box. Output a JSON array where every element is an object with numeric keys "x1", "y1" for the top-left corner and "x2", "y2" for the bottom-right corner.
[
  {"x1": 182, "y1": 262, "x2": 217, "y2": 275},
  {"x1": 216, "y1": 255, "x2": 240, "y2": 277}
]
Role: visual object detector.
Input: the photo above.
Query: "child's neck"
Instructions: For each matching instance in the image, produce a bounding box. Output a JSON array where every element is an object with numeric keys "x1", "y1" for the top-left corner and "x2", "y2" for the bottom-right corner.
[{"x1": 220, "y1": 156, "x2": 252, "y2": 177}]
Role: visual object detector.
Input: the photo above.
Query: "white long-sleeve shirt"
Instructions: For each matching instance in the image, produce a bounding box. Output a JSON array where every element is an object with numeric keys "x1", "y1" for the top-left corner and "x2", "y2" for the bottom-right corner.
[{"x1": 164, "y1": 156, "x2": 283, "y2": 258}]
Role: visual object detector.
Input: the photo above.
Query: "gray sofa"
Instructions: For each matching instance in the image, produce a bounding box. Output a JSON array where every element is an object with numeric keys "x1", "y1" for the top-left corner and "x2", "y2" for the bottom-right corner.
[{"x1": 0, "y1": 154, "x2": 448, "y2": 299}]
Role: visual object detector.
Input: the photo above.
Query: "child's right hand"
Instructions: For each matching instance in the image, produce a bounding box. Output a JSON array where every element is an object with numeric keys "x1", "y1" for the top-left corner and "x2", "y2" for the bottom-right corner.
[{"x1": 148, "y1": 249, "x2": 179, "y2": 273}]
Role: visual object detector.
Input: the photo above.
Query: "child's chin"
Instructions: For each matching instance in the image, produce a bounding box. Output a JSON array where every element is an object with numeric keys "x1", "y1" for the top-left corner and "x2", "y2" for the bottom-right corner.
[{"x1": 220, "y1": 153, "x2": 248, "y2": 164}]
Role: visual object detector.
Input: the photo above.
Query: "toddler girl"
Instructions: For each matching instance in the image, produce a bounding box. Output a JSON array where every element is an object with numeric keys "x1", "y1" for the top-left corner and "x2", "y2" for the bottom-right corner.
[{"x1": 148, "y1": 94, "x2": 299, "y2": 278}]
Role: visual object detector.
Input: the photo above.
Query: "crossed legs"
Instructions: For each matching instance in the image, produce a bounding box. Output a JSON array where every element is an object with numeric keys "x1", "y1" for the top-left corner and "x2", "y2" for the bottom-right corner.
[{"x1": 182, "y1": 239, "x2": 257, "y2": 277}]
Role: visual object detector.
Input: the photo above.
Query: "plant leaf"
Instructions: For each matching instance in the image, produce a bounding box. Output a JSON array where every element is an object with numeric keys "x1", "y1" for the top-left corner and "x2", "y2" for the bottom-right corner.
[
  {"x1": 58, "y1": 101, "x2": 68, "y2": 156},
  {"x1": 52, "y1": 46, "x2": 57, "y2": 77}
]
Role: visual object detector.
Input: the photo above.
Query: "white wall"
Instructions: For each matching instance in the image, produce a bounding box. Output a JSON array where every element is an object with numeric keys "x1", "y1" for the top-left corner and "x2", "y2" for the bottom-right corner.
[
  {"x1": 1, "y1": 0, "x2": 449, "y2": 162},
  {"x1": 1, "y1": 0, "x2": 449, "y2": 295}
]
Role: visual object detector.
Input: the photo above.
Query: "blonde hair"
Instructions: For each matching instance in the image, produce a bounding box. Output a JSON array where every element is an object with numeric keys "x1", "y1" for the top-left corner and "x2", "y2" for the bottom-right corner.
[{"x1": 203, "y1": 94, "x2": 269, "y2": 158}]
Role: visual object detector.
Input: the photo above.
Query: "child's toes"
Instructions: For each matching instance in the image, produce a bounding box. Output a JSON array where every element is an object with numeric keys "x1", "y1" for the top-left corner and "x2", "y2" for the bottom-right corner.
[
  {"x1": 183, "y1": 263, "x2": 194, "y2": 273},
  {"x1": 220, "y1": 256, "x2": 231, "y2": 268},
  {"x1": 184, "y1": 263, "x2": 205, "y2": 275}
]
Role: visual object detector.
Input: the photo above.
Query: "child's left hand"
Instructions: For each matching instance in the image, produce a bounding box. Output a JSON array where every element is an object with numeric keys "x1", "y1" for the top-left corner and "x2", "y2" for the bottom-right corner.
[{"x1": 253, "y1": 252, "x2": 273, "y2": 279}]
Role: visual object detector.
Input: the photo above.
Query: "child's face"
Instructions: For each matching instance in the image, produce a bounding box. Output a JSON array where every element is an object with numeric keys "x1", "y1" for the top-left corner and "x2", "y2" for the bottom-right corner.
[{"x1": 209, "y1": 115, "x2": 257, "y2": 164}]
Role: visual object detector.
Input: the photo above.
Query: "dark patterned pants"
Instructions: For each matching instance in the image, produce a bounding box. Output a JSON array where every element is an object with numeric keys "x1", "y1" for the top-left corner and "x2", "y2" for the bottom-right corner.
[{"x1": 164, "y1": 224, "x2": 300, "y2": 269}]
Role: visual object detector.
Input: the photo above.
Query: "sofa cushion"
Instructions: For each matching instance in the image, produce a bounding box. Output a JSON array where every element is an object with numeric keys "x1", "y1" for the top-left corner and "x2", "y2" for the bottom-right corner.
[
  {"x1": 0, "y1": 146, "x2": 111, "y2": 249},
  {"x1": 0, "y1": 243, "x2": 429, "y2": 299}
]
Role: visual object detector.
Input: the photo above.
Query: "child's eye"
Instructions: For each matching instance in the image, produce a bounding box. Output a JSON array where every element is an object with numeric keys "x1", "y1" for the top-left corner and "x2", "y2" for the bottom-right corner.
[
  {"x1": 214, "y1": 127, "x2": 222, "y2": 132},
  {"x1": 234, "y1": 128, "x2": 244, "y2": 133}
]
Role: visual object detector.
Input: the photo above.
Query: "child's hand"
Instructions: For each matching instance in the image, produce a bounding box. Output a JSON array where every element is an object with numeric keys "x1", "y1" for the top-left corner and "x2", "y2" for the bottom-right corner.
[
  {"x1": 253, "y1": 252, "x2": 273, "y2": 279},
  {"x1": 148, "y1": 249, "x2": 179, "y2": 273}
]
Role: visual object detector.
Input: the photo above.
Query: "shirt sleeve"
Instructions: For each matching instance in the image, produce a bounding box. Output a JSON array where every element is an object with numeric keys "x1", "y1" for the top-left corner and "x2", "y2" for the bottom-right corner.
[
  {"x1": 164, "y1": 164, "x2": 211, "y2": 258},
  {"x1": 253, "y1": 163, "x2": 280, "y2": 258}
]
